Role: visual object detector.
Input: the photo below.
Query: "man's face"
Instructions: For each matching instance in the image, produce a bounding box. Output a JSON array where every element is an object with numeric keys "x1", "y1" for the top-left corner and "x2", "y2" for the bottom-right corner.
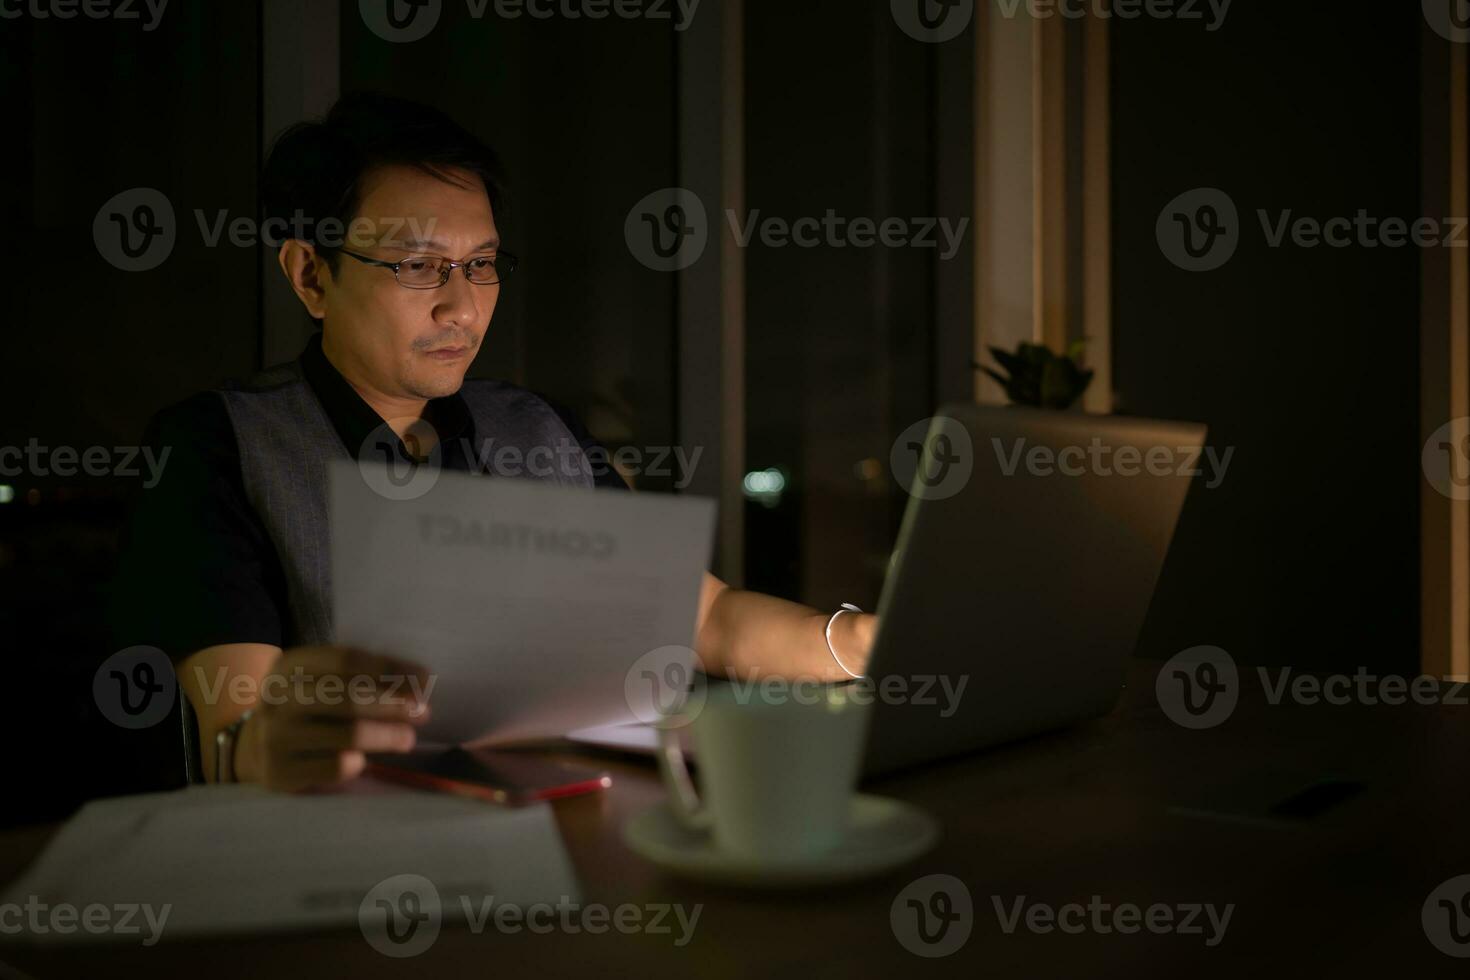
[{"x1": 318, "y1": 163, "x2": 501, "y2": 401}]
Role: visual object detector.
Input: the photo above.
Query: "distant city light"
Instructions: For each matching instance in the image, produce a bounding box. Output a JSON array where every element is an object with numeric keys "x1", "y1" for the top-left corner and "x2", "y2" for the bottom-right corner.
[
  {"x1": 853, "y1": 457, "x2": 881, "y2": 482},
  {"x1": 742, "y1": 467, "x2": 787, "y2": 507}
]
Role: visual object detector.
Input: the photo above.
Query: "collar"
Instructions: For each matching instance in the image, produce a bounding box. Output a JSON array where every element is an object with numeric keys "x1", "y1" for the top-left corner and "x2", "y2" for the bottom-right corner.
[{"x1": 298, "y1": 332, "x2": 474, "y2": 457}]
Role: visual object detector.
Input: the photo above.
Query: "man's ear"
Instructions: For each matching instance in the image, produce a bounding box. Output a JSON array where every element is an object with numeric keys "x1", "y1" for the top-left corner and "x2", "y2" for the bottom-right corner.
[{"x1": 277, "y1": 240, "x2": 331, "y2": 320}]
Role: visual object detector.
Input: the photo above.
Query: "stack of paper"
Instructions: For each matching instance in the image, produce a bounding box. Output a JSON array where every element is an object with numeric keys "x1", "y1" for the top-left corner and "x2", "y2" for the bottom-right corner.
[{"x1": 2, "y1": 784, "x2": 580, "y2": 944}]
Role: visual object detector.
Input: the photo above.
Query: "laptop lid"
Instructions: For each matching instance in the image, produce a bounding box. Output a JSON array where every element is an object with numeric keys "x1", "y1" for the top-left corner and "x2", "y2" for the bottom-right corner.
[{"x1": 862, "y1": 405, "x2": 1206, "y2": 775}]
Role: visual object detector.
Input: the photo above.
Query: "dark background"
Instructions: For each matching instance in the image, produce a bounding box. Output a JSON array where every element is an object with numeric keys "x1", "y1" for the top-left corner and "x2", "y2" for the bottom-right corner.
[
  {"x1": 1112, "y1": 5, "x2": 1421, "y2": 673},
  {"x1": 0, "y1": 1, "x2": 1425, "y2": 824}
]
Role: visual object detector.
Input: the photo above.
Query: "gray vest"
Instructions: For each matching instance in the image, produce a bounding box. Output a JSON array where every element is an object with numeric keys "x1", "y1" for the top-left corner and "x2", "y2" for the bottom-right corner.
[{"x1": 217, "y1": 360, "x2": 594, "y2": 648}]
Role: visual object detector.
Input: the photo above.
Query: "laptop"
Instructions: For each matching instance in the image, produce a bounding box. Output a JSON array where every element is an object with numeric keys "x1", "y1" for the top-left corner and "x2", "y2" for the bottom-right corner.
[{"x1": 570, "y1": 404, "x2": 1205, "y2": 776}]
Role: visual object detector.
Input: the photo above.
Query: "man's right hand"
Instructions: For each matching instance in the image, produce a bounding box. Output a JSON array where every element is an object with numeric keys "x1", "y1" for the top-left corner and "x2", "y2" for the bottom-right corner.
[{"x1": 193, "y1": 644, "x2": 434, "y2": 792}]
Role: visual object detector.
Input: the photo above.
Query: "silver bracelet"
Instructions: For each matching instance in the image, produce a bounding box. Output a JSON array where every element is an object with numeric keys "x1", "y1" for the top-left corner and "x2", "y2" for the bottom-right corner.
[
  {"x1": 214, "y1": 709, "x2": 254, "y2": 784},
  {"x1": 824, "y1": 602, "x2": 865, "y2": 679}
]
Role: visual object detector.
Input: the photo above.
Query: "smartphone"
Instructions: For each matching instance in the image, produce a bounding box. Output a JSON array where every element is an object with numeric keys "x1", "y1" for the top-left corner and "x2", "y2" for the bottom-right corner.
[{"x1": 366, "y1": 746, "x2": 612, "y2": 806}]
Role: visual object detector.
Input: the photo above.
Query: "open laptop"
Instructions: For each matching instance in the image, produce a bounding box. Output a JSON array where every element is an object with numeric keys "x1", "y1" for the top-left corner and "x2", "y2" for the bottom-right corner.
[{"x1": 571, "y1": 404, "x2": 1205, "y2": 776}]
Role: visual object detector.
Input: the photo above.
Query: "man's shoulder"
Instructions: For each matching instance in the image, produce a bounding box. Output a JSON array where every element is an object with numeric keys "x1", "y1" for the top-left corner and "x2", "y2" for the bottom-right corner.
[
  {"x1": 149, "y1": 365, "x2": 306, "y2": 442},
  {"x1": 146, "y1": 390, "x2": 234, "y2": 447},
  {"x1": 458, "y1": 380, "x2": 629, "y2": 490},
  {"x1": 220, "y1": 360, "x2": 306, "y2": 395},
  {"x1": 459, "y1": 376, "x2": 549, "y2": 406},
  {"x1": 457, "y1": 377, "x2": 569, "y2": 429}
]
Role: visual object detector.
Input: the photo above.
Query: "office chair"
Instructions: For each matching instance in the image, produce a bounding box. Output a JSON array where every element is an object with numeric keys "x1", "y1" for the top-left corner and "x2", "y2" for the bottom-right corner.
[{"x1": 179, "y1": 689, "x2": 204, "y2": 785}]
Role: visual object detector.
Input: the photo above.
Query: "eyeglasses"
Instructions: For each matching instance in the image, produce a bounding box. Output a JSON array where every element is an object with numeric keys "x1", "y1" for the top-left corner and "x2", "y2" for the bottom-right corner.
[{"x1": 338, "y1": 248, "x2": 519, "y2": 289}]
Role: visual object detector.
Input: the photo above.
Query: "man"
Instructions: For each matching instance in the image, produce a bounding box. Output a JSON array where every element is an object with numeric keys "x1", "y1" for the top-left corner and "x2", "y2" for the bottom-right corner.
[{"x1": 112, "y1": 93, "x2": 876, "y2": 791}]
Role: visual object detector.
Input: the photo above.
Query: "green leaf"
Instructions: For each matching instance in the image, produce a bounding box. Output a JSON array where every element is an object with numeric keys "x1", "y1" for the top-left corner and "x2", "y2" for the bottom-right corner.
[
  {"x1": 980, "y1": 367, "x2": 1010, "y2": 390},
  {"x1": 990, "y1": 348, "x2": 1025, "y2": 376},
  {"x1": 1020, "y1": 343, "x2": 1051, "y2": 367},
  {"x1": 1039, "y1": 359, "x2": 1095, "y2": 408}
]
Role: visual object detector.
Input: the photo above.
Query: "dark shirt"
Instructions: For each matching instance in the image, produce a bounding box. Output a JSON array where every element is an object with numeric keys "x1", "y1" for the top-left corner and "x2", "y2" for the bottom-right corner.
[{"x1": 109, "y1": 335, "x2": 626, "y2": 659}]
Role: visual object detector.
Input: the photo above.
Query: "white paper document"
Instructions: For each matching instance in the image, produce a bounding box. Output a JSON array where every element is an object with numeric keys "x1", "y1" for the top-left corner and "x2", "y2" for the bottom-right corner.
[
  {"x1": 329, "y1": 461, "x2": 717, "y2": 746},
  {"x1": 2, "y1": 784, "x2": 580, "y2": 943}
]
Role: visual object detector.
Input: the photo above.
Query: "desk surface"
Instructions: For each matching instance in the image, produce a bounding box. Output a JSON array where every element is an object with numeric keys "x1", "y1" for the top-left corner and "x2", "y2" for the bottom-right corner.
[{"x1": 3, "y1": 661, "x2": 1469, "y2": 978}]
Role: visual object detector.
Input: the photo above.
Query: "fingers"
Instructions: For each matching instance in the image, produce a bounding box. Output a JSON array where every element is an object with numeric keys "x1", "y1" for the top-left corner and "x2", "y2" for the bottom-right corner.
[
  {"x1": 276, "y1": 717, "x2": 418, "y2": 755},
  {"x1": 266, "y1": 750, "x2": 369, "y2": 793},
  {"x1": 248, "y1": 645, "x2": 434, "y2": 792},
  {"x1": 287, "y1": 646, "x2": 432, "y2": 689},
  {"x1": 258, "y1": 645, "x2": 433, "y2": 721},
  {"x1": 255, "y1": 716, "x2": 417, "y2": 793},
  {"x1": 266, "y1": 691, "x2": 431, "y2": 724}
]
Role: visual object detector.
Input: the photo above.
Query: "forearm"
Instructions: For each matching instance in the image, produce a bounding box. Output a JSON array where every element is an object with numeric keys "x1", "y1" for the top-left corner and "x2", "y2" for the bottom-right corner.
[{"x1": 694, "y1": 585, "x2": 875, "y2": 681}]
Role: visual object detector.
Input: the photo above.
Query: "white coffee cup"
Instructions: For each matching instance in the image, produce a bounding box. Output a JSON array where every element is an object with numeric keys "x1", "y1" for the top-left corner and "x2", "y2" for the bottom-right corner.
[{"x1": 656, "y1": 680, "x2": 871, "y2": 861}]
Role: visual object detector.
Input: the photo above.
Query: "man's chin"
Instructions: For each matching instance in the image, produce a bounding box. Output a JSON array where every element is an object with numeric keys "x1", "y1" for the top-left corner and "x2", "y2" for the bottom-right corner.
[{"x1": 403, "y1": 367, "x2": 469, "y2": 400}]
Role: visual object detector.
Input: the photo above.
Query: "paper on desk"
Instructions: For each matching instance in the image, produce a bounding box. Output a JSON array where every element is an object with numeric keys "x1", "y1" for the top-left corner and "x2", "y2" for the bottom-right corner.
[
  {"x1": 2, "y1": 784, "x2": 580, "y2": 943},
  {"x1": 329, "y1": 460, "x2": 717, "y2": 746}
]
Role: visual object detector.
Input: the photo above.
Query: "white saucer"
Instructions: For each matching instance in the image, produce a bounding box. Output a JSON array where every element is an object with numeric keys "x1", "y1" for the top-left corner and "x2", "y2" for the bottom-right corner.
[{"x1": 622, "y1": 794, "x2": 939, "y2": 888}]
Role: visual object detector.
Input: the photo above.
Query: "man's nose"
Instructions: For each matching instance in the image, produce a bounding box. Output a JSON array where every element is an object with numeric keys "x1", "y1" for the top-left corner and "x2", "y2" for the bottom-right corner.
[{"x1": 431, "y1": 267, "x2": 484, "y2": 328}]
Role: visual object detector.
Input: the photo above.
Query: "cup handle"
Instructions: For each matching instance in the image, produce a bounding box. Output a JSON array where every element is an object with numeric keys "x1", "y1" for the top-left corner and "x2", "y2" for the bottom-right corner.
[{"x1": 655, "y1": 718, "x2": 712, "y2": 832}]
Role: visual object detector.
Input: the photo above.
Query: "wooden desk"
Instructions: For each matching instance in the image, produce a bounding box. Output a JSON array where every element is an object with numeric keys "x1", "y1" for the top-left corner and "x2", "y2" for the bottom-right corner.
[{"x1": 3, "y1": 661, "x2": 1468, "y2": 977}]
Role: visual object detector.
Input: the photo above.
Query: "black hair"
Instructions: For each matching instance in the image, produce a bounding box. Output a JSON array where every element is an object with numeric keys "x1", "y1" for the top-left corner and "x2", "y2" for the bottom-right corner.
[{"x1": 260, "y1": 92, "x2": 506, "y2": 273}]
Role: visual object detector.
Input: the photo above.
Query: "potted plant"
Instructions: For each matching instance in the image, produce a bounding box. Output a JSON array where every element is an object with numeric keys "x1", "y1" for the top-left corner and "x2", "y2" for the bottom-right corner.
[{"x1": 977, "y1": 340, "x2": 1095, "y2": 410}]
